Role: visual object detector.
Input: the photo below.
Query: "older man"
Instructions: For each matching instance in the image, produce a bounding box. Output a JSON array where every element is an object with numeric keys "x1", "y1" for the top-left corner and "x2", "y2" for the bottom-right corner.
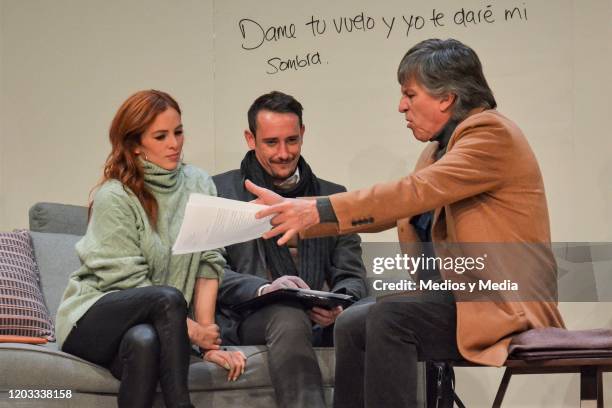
[
  {"x1": 213, "y1": 91, "x2": 366, "y2": 408},
  {"x1": 247, "y1": 39, "x2": 564, "y2": 407}
]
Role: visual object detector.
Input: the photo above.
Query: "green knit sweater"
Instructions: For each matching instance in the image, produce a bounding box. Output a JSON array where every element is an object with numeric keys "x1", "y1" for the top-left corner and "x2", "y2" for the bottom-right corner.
[{"x1": 55, "y1": 160, "x2": 225, "y2": 346}]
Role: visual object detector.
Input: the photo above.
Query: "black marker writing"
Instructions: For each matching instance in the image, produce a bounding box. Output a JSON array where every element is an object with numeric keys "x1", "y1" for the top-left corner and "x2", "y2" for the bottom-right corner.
[
  {"x1": 382, "y1": 16, "x2": 396, "y2": 39},
  {"x1": 238, "y1": 18, "x2": 297, "y2": 50},
  {"x1": 305, "y1": 15, "x2": 327, "y2": 37},
  {"x1": 332, "y1": 12, "x2": 375, "y2": 34},
  {"x1": 237, "y1": 3, "x2": 530, "y2": 74},
  {"x1": 267, "y1": 52, "x2": 322, "y2": 75},
  {"x1": 402, "y1": 14, "x2": 426, "y2": 36},
  {"x1": 505, "y1": 5, "x2": 527, "y2": 21},
  {"x1": 453, "y1": 5, "x2": 495, "y2": 27},
  {"x1": 430, "y1": 9, "x2": 445, "y2": 27}
]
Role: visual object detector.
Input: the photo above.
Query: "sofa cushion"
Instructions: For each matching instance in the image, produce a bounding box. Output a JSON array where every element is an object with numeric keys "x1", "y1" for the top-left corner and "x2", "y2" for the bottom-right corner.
[
  {"x1": 0, "y1": 343, "x2": 334, "y2": 393},
  {"x1": 29, "y1": 232, "x2": 82, "y2": 320},
  {"x1": 29, "y1": 202, "x2": 88, "y2": 236},
  {"x1": 0, "y1": 230, "x2": 55, "y2": 341},
  {"x1": 0, "y1": 342, "x2": 118, "y2": 392}
]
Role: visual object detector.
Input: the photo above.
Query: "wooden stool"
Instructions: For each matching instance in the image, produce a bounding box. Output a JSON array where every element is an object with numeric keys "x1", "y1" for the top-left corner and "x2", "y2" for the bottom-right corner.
[
  {"x1": 437, "y1": 328, "x2": 612, "y2": 406},
  {"x1": 492, "y1": 357, "x2": 612, "y2": 408}
]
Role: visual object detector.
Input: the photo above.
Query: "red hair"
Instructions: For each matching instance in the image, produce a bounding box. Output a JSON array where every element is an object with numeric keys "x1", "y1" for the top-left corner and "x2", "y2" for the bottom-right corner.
[{"x1": 90, "y1": 89, "x2": 181, "y2": 228}]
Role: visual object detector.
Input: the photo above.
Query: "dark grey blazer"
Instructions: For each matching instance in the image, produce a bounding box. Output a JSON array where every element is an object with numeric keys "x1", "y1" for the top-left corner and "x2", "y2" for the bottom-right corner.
[{"x1": 213, "y1": 169, "x2": 367, "y2": 344}]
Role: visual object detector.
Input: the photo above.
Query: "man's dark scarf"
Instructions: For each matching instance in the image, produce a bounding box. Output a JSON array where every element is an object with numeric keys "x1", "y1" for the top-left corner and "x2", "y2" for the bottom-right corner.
[{"x1": 240, "y1": 150, "x2": 330, "y2": 290}]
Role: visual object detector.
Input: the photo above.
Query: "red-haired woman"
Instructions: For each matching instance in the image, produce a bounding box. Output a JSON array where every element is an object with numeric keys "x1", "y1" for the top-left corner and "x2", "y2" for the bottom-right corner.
[{"x1": 55, "y1": 90, "x2": 245, "y2": 408}]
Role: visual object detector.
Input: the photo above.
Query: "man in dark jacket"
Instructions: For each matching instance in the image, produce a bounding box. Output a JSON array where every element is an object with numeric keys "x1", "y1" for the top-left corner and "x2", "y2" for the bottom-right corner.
[{"x1": 213, "y1": 91, "x2": 367, "y2": 408}]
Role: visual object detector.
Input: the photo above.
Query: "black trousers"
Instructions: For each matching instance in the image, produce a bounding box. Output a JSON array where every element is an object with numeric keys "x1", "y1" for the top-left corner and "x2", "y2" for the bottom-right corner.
[
  {"x1": 62, "y1": 286, "x2": 194, "y2": 408},
  {"x1": 333, "y1": 294, "x2": 461, "y2": 408},
  {"x1": 238, "y1": 303, "x2": 332, "y2": 408}
]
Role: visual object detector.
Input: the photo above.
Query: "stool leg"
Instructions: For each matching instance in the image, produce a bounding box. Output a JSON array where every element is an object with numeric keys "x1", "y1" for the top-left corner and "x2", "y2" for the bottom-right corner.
[
  {"x1": 579, "y1": 366, "x2": 603, "y2": 408},
  {"x1": 492, "y1": 368, "x2": 512, "y2": 408},
  {"x1": 598, "y1": 367, "x2": 604, "y2": 408}
]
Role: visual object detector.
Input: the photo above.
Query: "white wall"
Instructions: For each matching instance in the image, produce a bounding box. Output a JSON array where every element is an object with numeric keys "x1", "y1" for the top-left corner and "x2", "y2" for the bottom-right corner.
[
  {"x1": 570, "y1": 0, "x2": 612, "y2": 241},
  {"x1": 2, "y1": 0, "x2": 610, "y2": 240},
  {"x1": 212, "y1": 0, "x2": 612, "y2": 243},
  {"x1": 0, "y1": 1, "x2": 5, "y2": 229},
  {"x1": 0, "y1": 1, "x2": 611, "y2": 406},
  {"x1": 0, "y1": 0, "x2": 215, "y2": 230}
]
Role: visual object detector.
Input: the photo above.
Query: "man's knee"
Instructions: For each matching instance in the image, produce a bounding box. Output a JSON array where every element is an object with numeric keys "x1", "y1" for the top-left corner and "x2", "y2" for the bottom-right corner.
[
  {"x1": 264, "y1": 305, "x2": 312, "y2": 343},
  {"x1": 335, "y1": 302, "x2": 370, "y2": 339},
  {"x1": 365, "y1": 301, "x2": 410, "y2": 336}
]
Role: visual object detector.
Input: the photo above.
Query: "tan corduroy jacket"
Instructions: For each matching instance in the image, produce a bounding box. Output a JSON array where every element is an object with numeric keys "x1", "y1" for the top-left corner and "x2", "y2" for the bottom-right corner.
[{"x1": 304, "y1": 109, "x2": 565, "y2": 366}]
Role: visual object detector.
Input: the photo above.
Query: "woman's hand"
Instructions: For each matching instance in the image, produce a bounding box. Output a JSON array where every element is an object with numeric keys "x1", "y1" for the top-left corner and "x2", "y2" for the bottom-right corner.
[
  {"x1": 203, "y1": 349, "x2": 247, "y2": 381},
  {"x1": 187, "y1": 319, "x2": 221, "y2": 350}
]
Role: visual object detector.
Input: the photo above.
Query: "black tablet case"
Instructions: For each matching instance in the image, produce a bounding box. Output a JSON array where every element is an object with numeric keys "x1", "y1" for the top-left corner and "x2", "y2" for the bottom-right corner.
[{"x1": 230, "y1": 288, "x2": 355, "y2": 314}]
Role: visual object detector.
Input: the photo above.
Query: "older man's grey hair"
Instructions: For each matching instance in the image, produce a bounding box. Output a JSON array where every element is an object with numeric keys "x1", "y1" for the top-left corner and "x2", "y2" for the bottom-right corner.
[{"x1": 397, "y1": 39, "x2": 497, "y2": 121}]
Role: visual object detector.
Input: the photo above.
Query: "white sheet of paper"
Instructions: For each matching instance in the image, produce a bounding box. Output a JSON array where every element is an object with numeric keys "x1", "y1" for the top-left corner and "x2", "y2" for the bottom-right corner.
[{"x1": 172, "y1": 194, "x2": 273, "y2": 254}]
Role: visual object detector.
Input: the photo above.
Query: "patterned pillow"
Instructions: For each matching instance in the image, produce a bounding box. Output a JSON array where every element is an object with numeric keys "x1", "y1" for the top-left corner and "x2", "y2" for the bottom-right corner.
[{"x1": 0, "y1": 230, "x2": 55, "y2": 341}]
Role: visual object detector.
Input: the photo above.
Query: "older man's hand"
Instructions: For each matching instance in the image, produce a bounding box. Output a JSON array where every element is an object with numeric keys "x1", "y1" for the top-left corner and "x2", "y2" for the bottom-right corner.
[{"x1": 245, "y1": 180, "x2": 321, "y2": 245}]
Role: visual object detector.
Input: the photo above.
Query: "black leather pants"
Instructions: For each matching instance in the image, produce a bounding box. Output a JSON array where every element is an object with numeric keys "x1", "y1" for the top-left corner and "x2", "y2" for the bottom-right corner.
[{"x1": 62, "y1": 285, "x2": 194, "y2": 408}]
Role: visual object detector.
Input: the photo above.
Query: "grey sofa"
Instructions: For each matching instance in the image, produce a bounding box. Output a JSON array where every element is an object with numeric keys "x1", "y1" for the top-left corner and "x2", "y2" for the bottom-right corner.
[{"x1": 0, "y1": 203, "x2": 336, "y2": 407}]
